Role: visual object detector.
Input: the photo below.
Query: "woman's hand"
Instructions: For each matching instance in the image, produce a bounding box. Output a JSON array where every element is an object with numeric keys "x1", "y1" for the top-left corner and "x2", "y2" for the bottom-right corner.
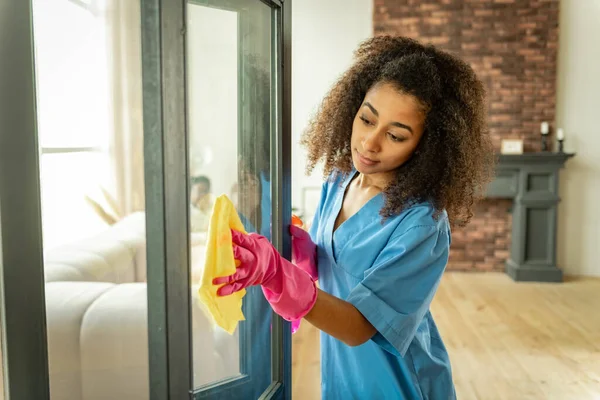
[
  {"x1": 213, "y1": 230, "x2": 317, "y2": 322},
  {"x1": 290, "y1": 225, "x2": 318, "y2": 281},
  {"x1": 212, "y1": 231, "x2": 278, "y2": 295}
]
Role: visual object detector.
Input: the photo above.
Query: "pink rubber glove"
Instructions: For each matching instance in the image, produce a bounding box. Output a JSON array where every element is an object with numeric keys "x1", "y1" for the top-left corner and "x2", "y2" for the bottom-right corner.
[
  {"x1": 290, "y1": 225, "x2": 318, "y2": 281},
  {"x1": 289, "y1": 225, "x2": 318, "y2": 333},
  {"x1": 213, "y1": 230, "x2": 317, "y2": 323}
]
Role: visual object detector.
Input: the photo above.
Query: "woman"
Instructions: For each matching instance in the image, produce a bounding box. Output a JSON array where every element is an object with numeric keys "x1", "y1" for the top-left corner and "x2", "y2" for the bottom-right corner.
[{"x1": 214, "y1": 35, "x2": 495, "y2": 399}]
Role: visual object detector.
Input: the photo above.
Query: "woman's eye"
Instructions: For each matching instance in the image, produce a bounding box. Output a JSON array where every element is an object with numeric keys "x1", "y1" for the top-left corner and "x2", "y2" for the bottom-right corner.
[
  {"x1": 359, "y1": 116, "x2": 372, "y2": 126},
  {"x1": 388, "y1": 133, "x2": 406, "y2": 142}
]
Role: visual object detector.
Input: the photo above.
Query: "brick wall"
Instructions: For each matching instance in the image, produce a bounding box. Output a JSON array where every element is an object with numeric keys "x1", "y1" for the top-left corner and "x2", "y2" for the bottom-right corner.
[{"x1": 373, "y1": 0, "x2": 560, "y2": 271}]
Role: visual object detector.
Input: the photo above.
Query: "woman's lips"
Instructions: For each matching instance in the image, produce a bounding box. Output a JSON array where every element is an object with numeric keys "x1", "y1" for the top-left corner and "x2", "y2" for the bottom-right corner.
[{"x1": 356, "y1": 150, "x2": 379, "y2": 166}]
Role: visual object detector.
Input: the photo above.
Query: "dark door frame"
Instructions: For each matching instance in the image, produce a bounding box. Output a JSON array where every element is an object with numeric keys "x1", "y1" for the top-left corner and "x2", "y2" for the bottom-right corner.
[
  {"x1": 141, "y1": 0, "x2": 292, "y2": 398},
  {"x1": 0, "y1": 0, "x2": 51, "y2": 398}
]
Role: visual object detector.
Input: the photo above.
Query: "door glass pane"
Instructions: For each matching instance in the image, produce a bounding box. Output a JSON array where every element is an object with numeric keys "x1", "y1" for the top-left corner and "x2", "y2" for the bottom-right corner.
[
  {"x1": 187, "y1": 0, "x2": 274, "y2": 391},
  {"x1": 187, "y1": 3, "x2": 240, "y2": 386},
  {"x1": 32, "y1": 1, "x2": 150, "y2": 399}
]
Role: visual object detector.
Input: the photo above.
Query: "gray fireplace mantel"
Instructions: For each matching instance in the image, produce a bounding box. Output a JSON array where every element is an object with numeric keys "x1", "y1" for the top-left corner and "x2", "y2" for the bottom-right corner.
[{"x1": 485, "y1": 152, "x2": 575, "y2": 282}]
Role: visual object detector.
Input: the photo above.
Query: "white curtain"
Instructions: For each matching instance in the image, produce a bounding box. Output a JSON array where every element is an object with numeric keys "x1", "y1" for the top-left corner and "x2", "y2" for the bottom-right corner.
[{"x1": 102, "y1": 0, "x2": 145, "y2": 218}]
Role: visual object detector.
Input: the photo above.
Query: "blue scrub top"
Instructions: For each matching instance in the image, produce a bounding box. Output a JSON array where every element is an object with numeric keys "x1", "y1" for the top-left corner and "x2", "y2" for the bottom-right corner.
[{"x1": 310, "y1": 171, "x2": 456, "y2": 400}]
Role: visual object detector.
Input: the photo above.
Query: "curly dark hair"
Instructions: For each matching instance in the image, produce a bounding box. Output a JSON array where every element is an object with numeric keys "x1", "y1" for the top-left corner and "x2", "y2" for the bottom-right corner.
[{"x1": 301, "y1": 35, "x2": 495, "y2": 227}]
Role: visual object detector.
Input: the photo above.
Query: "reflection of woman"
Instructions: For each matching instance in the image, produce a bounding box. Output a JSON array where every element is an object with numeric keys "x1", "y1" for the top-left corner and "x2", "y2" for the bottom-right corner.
[
  {"x1": 190, "y1": 175, "x2": 212, "y2": 210},
  {"x1": 231, "y1": 166, "x2": 273, "y2": 398},
  {"x1": 190, "y1": 175, "x2": 214, "y2": 232},
  {"x1": 235, "y1": 47, "x2": 272, "y2": 238},
  {"x1": 215, "y1": 36, "x2": 495, "y2": 398},
  {"x1": 229, "y1": 50, "x2": 274, "y2": 397}
]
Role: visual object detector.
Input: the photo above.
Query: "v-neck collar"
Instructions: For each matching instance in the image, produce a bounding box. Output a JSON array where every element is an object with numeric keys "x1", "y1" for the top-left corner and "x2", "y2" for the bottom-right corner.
[
  {"x1": 326, "y1": 170, "x2": 383, "y2": 262},
  {"x1": 332, "y1": 170, "x2": 358, "y2": 235}
]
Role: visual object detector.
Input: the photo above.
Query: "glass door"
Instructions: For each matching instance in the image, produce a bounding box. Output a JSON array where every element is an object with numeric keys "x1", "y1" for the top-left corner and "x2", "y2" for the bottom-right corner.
[
  {"x1": 141, "y1": 0, "x2": 292, "y2": 398},
  {"x1": 1, "y1": 0, "x2": 291, "y2": 398}
]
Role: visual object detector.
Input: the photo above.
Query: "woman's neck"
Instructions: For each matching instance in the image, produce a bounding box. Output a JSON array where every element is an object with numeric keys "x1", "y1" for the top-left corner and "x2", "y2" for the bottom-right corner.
[{"x1": 355, "y1": 171, "x2": 393, "y2": 192}]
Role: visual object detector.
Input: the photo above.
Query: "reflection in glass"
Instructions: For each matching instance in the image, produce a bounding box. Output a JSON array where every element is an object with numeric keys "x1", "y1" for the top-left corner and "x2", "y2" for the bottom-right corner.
[{"x1": 187, "y1": 1, "x2": 275, "y2": 393}]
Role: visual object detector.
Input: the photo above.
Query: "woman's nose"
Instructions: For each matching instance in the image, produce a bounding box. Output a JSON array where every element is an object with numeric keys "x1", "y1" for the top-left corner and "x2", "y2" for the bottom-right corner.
[{"x1": 362, "y1": 131, "x2": 380, "y2": 153}]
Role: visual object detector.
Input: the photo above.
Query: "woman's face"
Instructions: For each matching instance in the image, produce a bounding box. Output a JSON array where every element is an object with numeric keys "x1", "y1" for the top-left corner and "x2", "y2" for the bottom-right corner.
[
  {"x1": 350, "y1": 82, "x2": 426, "y2": 180},
  {"x1": 190, "y1": 182, "x2": 209, "y2": 205}
]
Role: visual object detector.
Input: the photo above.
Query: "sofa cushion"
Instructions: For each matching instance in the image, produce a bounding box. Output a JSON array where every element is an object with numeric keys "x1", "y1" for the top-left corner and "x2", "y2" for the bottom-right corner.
[
  {"x1": 46, "y1": 281, "x2": 116, "y2": 400},
  {"x1": 78, "y1": 283, "x2": 228, "y2": 400},
  {"x1": 46, "y1": 236, "x2": 136, "y2": 283},
  {"x1": 43, "y1": 213, "x2": 147, "y2": 283},
  {"x1": 45, "y1": 263, "x2": 87, "y2": 283},
  {"x1": 104, "y1": 212, "x2": 146, "y2": 281},
  {"x1": 79, "y1": 283, "x2": 150, "y2": 400}
]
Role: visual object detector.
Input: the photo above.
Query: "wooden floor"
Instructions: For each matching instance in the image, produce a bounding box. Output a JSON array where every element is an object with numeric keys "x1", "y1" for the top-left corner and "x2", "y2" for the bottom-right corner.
[{"x1": 292, "y1": 272, "x2": 600, "y2": 399}]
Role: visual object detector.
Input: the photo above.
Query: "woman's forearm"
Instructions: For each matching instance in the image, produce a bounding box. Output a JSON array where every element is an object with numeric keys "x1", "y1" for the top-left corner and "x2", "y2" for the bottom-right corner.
[{"x1": 304, "y1": 289, "x2": 376, "y2": 347}]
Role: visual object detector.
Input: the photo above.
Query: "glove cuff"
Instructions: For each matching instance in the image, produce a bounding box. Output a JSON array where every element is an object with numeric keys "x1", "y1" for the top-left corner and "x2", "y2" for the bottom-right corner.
[{"x1": 261, "y1": 258, "x2": 318, "y2": 321}]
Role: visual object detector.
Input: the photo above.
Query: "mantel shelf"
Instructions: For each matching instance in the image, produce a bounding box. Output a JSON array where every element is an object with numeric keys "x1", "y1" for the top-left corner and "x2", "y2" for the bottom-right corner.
[{"x1": 496, "y1": 152, "x2": 575, "y2": 165}]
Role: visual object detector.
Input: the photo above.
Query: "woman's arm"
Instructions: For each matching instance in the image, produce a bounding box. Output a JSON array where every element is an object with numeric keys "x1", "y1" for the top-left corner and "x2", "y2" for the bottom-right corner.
[{"x1": 304, "y1": 289, "x2": 376, "y2": 347}]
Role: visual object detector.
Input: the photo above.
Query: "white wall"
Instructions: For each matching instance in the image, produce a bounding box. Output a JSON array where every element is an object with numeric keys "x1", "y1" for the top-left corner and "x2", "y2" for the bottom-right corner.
[
  {"x1": 291, "y1": 0, "x2": 373, "y2": 217},
  {"x1": 555, "y1": 0, "x2": 600, "y2": 277}
]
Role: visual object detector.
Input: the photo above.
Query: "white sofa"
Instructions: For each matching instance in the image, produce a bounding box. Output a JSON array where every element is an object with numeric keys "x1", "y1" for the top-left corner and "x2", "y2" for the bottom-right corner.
[{"x1": 44, "y1": 212, "x2": 239, "y2": 400}]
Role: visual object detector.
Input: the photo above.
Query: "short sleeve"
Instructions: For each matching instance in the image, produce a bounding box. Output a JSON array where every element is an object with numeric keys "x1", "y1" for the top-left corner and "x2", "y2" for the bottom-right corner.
[{"x1": 345, "y1": 223, "x2": 450, "y2": 357}]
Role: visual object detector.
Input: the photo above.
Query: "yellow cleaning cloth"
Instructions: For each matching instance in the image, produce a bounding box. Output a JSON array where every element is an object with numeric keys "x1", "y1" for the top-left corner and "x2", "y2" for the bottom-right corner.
[{"x1": 198, "y1": 194, "x2": 247, "y2": 334}]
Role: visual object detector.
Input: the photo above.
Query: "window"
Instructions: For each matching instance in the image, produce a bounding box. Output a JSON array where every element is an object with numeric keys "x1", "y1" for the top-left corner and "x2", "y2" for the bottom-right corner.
[{"x1": 33, "y1": 0, "x2": 113, "y2": 250}]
